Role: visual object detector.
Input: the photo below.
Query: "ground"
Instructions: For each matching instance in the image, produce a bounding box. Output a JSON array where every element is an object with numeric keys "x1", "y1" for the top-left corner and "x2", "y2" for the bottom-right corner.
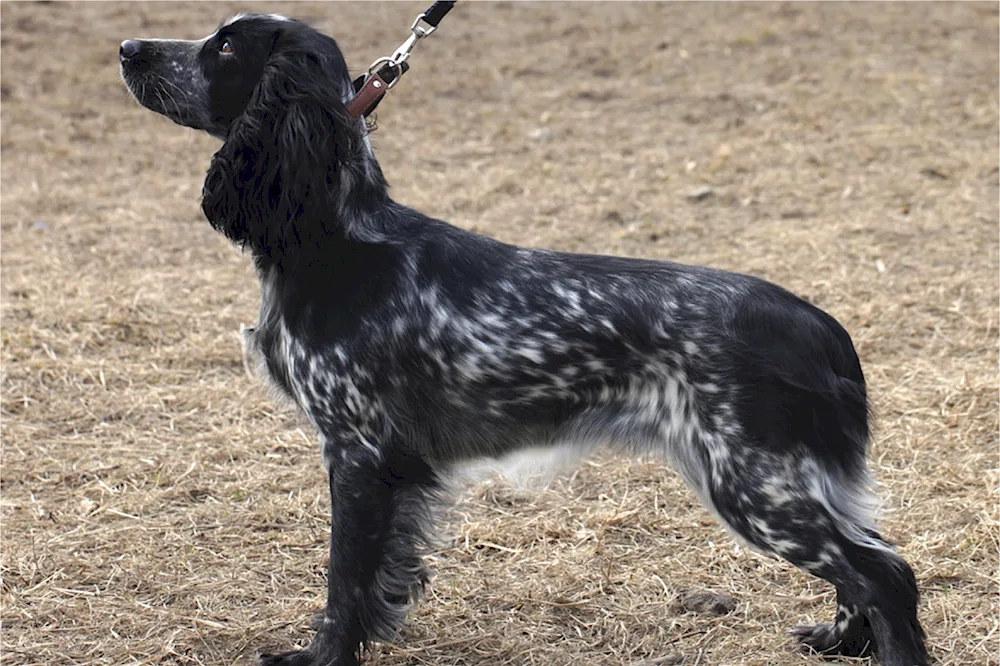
[{"x1": 1, "y1": 2, "x2": 997, "y2": 665}]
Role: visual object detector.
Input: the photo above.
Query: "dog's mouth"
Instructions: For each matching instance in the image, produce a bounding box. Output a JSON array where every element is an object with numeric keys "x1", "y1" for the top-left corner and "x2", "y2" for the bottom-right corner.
[{"x1": 119, "y1": 38, "x2": 214, "y2": 133}]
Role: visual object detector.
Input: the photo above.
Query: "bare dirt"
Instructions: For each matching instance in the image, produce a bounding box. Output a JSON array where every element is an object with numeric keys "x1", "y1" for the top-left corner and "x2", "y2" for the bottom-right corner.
[{"x1": 2, "y1": 2, "x2": 997, "y2": 665}]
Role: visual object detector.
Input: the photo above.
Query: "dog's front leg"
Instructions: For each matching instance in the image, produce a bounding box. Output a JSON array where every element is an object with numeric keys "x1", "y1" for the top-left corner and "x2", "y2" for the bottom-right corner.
[{"x1": 261, "y1": 432, "x2": 438, "y2": 666}]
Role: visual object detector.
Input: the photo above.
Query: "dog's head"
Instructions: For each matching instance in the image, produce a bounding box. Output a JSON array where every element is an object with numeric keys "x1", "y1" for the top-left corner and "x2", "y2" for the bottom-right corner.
[
  {"x1": 121, "y1": 14, "x2": 382, "y2": 265},
  {"x1": 120, "y1": 13, "x2": 357, "y2": 139}
]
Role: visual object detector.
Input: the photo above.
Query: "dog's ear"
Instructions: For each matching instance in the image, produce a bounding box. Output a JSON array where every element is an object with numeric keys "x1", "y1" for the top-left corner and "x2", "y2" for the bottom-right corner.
[{"x1": 201, "y1": 30, "x2": 369, "y2": 265}]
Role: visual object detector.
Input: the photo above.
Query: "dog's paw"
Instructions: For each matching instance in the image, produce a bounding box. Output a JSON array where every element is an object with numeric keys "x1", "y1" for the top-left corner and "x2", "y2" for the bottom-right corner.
[
  {"x1": 790, "y1": 623, "x2": 875, "y2": 658},
  {"x1": 259, "y1": 650, "x2": 315, "y2": 666},
  {"x1": 259, "y1": 646, "x2": 358, "y2": 666}
]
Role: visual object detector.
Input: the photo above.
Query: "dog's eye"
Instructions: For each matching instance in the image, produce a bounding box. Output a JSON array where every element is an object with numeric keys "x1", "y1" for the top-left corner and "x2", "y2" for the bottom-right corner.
[{"x1": 220, "y1": 40, "x2": 234, "y2": 55}]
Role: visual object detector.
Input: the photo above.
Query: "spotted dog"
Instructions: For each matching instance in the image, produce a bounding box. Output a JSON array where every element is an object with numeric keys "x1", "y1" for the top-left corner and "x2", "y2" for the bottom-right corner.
[{"x1": 119, "y1": 13, "x2": 928, "y2": 666}]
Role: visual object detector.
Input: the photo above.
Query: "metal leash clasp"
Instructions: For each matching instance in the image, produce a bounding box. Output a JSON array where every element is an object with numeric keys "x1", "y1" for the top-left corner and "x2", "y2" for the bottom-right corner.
[
  {"x1": 392, "y1": 13, "x2": 437, "y2": 62},
  {"x1": 348, "y1": 5, "x2": 450, "y2": 118},
  {"x1": 364, "y1": 12, "x2": 435, "y2": 90}
]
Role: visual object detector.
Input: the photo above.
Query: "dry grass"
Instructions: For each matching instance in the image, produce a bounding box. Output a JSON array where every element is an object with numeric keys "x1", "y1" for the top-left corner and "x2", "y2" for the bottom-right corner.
[{"x1": 2, "y1": 2, "x2": 997, "y2": 665}]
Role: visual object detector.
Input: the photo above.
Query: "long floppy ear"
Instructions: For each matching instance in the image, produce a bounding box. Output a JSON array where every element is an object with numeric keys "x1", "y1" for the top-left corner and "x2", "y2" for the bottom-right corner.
[{"x1": 201, "y1": 30, "x2": 377, "y2": 266}]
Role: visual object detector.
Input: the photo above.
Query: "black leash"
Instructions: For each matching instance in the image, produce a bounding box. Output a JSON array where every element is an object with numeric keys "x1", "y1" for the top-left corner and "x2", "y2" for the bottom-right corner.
[{"x1": 346, "y1": 1, "x2": 456, "y2": 119}]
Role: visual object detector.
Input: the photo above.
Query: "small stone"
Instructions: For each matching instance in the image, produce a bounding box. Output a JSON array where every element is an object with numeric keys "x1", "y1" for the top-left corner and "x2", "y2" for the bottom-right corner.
[
  {"x1": 530, "y1": 127, "x2": 552, "y2": 141},
  {"x1": 679, "y1": 590, "x2": 738, "y2": 615},
  {"x1": 603, "y1": 210, "x2": 624, "y2": 224},
  {"x1": 686, "y1": 186, "x2": 714, "y2": 201},
  {"x1": 78, "y1": 497, "x2": 97, "y2": 516}
]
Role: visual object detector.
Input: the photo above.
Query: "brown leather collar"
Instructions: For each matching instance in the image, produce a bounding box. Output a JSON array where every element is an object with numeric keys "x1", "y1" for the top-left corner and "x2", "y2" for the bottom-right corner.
[{"x1": 346, "y1": 72, "x2": 389, "y2": 119}]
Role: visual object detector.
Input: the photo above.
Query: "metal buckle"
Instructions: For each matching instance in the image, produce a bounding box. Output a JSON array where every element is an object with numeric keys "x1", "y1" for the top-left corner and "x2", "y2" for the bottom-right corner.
[
  {"x1": 365, "y1": 56, "x2": 404, "y2": 90},
  {"x1": 357, "y1": 11, "x2": 439, "y2": 98}
]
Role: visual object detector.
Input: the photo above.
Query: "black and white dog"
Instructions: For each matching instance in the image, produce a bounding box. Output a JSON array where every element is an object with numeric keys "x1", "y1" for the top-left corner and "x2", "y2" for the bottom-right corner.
[{"x1": 120, "y1": 14, "x2": 928, "y2": 666}]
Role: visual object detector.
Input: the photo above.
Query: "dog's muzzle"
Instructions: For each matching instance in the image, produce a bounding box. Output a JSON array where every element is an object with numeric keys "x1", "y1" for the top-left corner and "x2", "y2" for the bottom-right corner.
[{"x1": 119, "y1": 38, "x2": 213, "y2": 134}]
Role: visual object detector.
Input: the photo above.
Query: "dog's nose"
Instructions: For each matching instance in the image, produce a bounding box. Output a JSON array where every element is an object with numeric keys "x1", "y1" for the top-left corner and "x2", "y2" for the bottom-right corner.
[{"x1": 119, "y1": 39, "x2": 141, "y2": 63}]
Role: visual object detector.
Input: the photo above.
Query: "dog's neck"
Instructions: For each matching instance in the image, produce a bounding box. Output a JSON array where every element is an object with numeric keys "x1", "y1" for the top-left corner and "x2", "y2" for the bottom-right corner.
[{"x1": 248, "y1": 147, "x2": 394, "y2": 275}]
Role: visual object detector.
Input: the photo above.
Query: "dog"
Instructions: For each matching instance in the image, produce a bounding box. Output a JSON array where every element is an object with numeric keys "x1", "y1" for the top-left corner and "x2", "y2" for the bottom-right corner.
[{"x1": 119, "y1": 13, "x2": 928, "y2": 666}]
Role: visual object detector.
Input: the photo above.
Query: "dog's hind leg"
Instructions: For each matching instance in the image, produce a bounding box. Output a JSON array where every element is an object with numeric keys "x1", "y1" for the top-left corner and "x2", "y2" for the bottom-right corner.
[
  {"x1": 791, "y1": 586, "x2": 875, "y2": 658},
  {"x1": 696, "y1": 444, "x2": 928, "y2": 666},
  {"x1": 261, "y1": 435, "x2": 439, "y2": 666}
]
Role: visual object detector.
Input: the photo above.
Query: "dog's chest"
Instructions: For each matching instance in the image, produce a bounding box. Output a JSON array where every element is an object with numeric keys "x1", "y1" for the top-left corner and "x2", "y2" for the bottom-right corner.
[
  {"x1": 241, "y1": 271, "x2": 305, "y2": 405},
  {"x1": 241, "y1": 282, "x2": 358, "y2": 428},
  {"x1": 240, "y1": 318, "x2": 299, "y2": 402}
]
